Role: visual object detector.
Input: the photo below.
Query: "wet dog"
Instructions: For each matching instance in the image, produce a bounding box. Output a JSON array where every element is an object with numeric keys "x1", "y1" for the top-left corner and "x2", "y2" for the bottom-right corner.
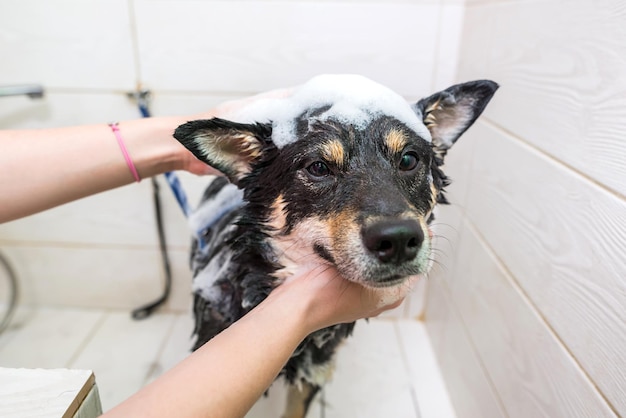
[{"x1": 174, "y1": 75, "x2": 497, "y2": 418}]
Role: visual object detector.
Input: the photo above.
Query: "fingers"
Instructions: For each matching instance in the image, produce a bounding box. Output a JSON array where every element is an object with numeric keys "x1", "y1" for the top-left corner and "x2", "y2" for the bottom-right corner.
[{"x1": 195, "y1": 87, "x2": 297, "y2": 121}]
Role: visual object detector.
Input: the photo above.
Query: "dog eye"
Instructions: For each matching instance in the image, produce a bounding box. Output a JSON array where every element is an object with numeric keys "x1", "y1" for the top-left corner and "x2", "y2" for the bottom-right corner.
[
  {"x1": 399, "y1": 152, "x2": 419, "y2": 171},
  {"x1": 306, "y1": 161, "x2": 331, "y2": 178}
]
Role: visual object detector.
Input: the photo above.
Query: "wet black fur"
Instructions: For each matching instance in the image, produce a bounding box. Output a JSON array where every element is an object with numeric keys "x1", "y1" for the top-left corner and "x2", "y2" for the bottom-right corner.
[
  {"x1": 175, "y1": 79, "x2": 498, "y2": 416},
  {"x1": 183, "y1": 115, "x2": 443, "y2": 387},
  {"x1": 184, "y1": 122, "x2": 357, "y2": 384}
]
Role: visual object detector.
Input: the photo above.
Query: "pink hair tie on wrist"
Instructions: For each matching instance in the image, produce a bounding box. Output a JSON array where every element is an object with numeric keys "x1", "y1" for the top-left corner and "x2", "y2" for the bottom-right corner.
[{"x1": 108, "y1": 122, "x2": 141, "y2": 183}]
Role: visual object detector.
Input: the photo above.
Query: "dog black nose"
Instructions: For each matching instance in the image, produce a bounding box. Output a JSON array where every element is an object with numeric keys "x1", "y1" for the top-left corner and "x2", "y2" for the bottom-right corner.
[{"x1": 362, "y1": 219, "x2": 424, "y2": 264}]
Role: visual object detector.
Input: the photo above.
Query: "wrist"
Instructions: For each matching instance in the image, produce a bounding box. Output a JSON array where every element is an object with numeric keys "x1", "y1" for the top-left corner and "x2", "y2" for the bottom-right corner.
[{"x1": 119, "y1": 116, "x2": 188, "y2": 178}]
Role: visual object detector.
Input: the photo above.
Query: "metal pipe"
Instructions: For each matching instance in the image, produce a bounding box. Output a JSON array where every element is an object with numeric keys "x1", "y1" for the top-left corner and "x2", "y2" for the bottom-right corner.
[{"x1": 0, "y1": 84, "x2": 44, "y2": 99}]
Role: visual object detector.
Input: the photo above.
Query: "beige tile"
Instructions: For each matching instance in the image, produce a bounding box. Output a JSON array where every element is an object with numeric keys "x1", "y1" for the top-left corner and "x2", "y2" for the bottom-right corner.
[
  {"x1": 148, "y1": 92, "x2": 244, "y2": 118},
  {"x1": 448, "y1": 221, "x2": 616, "y2": 418},
  {"x1": 396, "y1": 320, "x2": 456, "y2": 418},
  {"x1": 0, "y1": 0, "x2": 135, "y2": 90},
  {"x1": 422, "y1": 277, "x2": 450, "y2": 356},
  {"x1": 439, "y1": 299, "x2": 506, "y2": 418},
  {"x1": 0, "y1": 92, "x2": 138, "y2": 130},
  {"x1": 70, "y1": 311, "x2": 176, "y2": 411},
  {"x1": 133, "y1": 0, "x2": 439, "y2": 97},
  {"x1": 403, "y1": 277, "x2": 427, "y2": 319},
  {"x1": 432, "y1": 3, "x2": 464, "y2": 91},
  {"x1": 324, "y1": 320, "x2": 418, "y2": 418},
  {"x1": 0, "y1": 183, "x2": 158, "y2": 247},
  {"x1": 0, "y1": 245, "x2": 174, "y2": 311},
  {"x1": 143, "y1": 313, "x2": 194, "y2": 384},
  {"x1": 0, "y1": 307, "x2": 104, "y2": 369},
  {"x1": 459, "y1": 0, "x2": 626, "y2": 196},
  {"x1": 466, "y1": 121, "x2": 626, "y2": 414},
  {"x1": 246, "y1": 380, "x2": 290, "y2": 418}
]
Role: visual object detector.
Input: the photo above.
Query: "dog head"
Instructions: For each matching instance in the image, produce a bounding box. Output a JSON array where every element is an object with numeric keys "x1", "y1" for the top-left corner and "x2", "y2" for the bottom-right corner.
[{"x1": 175, "y1": 75, "x2": 497, "y2": 288}]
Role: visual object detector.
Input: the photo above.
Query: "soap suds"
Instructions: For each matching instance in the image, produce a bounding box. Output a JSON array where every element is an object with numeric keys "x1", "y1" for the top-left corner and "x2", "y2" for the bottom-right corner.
[{"x1": 230, "y1": 74, "x2": 431, "y2": 148}]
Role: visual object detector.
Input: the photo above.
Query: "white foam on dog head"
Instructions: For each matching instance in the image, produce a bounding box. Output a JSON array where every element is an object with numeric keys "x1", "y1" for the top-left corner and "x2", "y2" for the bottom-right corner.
[{"x1": 231, "y1": 74, "x2": 431, "y2": 148}]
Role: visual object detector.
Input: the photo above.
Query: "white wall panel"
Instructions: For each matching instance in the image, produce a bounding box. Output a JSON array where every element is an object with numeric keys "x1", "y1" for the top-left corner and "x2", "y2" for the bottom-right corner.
[
  {"x1": 458, "y1": 0, "x2": 626, "y2": 197},
  {"x1": 0, "y1": 245, "x2": 176, "y2": 311},
  {"x1": 0, "y1": 92, "x2": 137, "y2": 129},
  {"x1": 133, "y1": 0, "x2": 439, "y2": 97},
  {"x1": 436, "y1": 281, "x2": 507, "y2": 418},
  {"x1": 0, "y1": 183, "x2": 158, "y2": 247},
  {"x1": 431, "y1": 3, "x2": 463, "y2": 91},
  {"x1": 465, "y1": 120, "x2": 626, "y2": 415},
  {"x1": 0, "y1": 0, "x2": 136, "y2": 90},
  {"x1": 449, "y1": 221, "x2": 616, "y2": 417}
]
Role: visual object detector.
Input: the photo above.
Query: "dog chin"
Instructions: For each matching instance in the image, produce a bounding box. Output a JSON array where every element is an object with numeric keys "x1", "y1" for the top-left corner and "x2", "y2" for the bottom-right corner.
[
  {"x1": 370, "y1": 274, "x2": 421, "y2": 308},
  {"x1": 363, "y1": 274, "x2": 408, "y2": 288}
]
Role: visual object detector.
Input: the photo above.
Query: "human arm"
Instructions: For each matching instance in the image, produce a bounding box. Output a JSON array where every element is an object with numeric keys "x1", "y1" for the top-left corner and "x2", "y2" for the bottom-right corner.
[
  {"x1": 102, "y1": 265, "x2": 401, "y2": 418},
  {"x1": 0, "y1": 116, "x2": 218, "y2": 223},
  {"x1": 0, "y1": 88, "x2": 292, "y2": 223}
]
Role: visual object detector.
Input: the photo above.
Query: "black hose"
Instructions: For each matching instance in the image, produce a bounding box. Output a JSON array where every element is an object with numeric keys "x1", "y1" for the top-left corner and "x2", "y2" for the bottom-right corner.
[
  {"x1": 131, "y1": 177, "x2": 173, "y2": 320},
  {"x1": 130, "y1": 93, "x2": 172, "y2": 320},
  {"x1": 0, "y1": 251, "x2": 18, "y2": 334}
]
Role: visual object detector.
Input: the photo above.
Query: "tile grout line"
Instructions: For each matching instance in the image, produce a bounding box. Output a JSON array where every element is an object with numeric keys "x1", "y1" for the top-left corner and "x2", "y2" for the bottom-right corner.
[
  {"x1": 0, "y1": 307, "x2": 36, "y2": 353},
  {"x1": 127, "y1": 0, "x2": 143, "y2": 89},
  {"x1": 481, "y1": 117, "x2": 626, "y2": 202},
  {"x1": 65, "y1": 309, "x2": 110, "y2": 369},
  {"x1": 428, "y1": 1, "x2": 445, "y2": 93},
  {"x1": 392, "y1": 321, "x2": 422, "y2": 418},
  {"x1": 435, "y1": 248, "x2": 511, "y2": 418},
  {"x1": 0, "y1": 239, "x2": 190, "y2": 252},
  {"x1": 141, "y1": 313, "x2": 179, "y2": 386},
  {"x1": 463, "y1": 218, "x2": 621, "y2": 417},
  {"x1": 39, "y1": 86, "x2": 267, "y2": 98}
]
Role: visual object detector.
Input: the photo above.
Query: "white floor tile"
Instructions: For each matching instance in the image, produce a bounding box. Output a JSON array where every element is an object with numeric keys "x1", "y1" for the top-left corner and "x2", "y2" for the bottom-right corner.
[
  {"x1": 323, "y1": 320, "x2": 418, "y2": 418},
  {"x1": 246, "y1": 380, "x2": 289, "y2": 418},
  {"x1": 144, "y1": 313, "x2": 195, "y2": 384},
  {"x1": 69, "y1": 311, "x2": 176, "y2": 411},
  {"x1": 0, "y1": 307, "x2": 456, "y2": 418},
  {"x1": 0, "y1": 307, "x2": 104, "y2": 369},
  {"x1": 396, "y1": 320, "x2": 457, "y2": 418}
]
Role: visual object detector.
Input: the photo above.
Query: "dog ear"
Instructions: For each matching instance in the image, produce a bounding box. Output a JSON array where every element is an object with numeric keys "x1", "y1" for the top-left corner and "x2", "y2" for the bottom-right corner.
[
  {"x1": 415, "y1": 80, "x2": 498, "y2": 156},
  {"x1": 174, "y1": 118, "x2": 272, "y2": 184}
]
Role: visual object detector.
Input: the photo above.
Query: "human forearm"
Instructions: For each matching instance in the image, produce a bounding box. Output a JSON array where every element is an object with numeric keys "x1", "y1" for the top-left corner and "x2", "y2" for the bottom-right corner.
[
  {"x1": 0, "y1": 88, "x2": 294, "y2": 223},
  {"x1": 103, "y1": 280, "x2": 312, "y2": 418},
  {"x1": 0, "y1": 116, "x2": 215, "y2": 223}
]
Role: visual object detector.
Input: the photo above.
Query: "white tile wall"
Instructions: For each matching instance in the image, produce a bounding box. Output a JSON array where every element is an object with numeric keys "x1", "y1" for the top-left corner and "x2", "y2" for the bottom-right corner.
[
  {"x1": 431, "y1": 277, "x2": 506, "y2": 418},
  {"x1": 1, "y1": 0, "x2": 463, "y2": 317},
  {"x1": 458, "y1": 0, "x2": 626, "y2": 197},
  {"x1": 465, "y1": 120, "x2": 626, "y2": 415},
  {"x1": 0, "y1": 0, "x2": 136, "y2": 90},
  {"x1": 132, "y1": 0, "x2": 441, "y2": 97},
  {"x1": 450, "y1": 219, "x2": 615, "y2": 417},
  {"x1": 428, "y1": 0, "x2": 626, "y2": 417}
]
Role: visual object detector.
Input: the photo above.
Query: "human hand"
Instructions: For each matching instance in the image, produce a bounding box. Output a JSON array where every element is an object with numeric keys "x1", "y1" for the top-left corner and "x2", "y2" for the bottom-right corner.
[
  {"x1": 268, "y1": 264, "x2": 416, "y2": 334},
  {"x1": 199, "y1": 87, "x2": 295, "y2": 121}
]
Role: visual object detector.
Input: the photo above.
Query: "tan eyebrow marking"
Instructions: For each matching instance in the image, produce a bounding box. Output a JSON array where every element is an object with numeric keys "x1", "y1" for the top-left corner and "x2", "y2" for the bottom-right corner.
[
  {"x1": 385, "y1": 129, "x2": 408, "y2": 154},
  {"x1": 320, "y1": 139, "x2": 346, "y2": 167}
]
